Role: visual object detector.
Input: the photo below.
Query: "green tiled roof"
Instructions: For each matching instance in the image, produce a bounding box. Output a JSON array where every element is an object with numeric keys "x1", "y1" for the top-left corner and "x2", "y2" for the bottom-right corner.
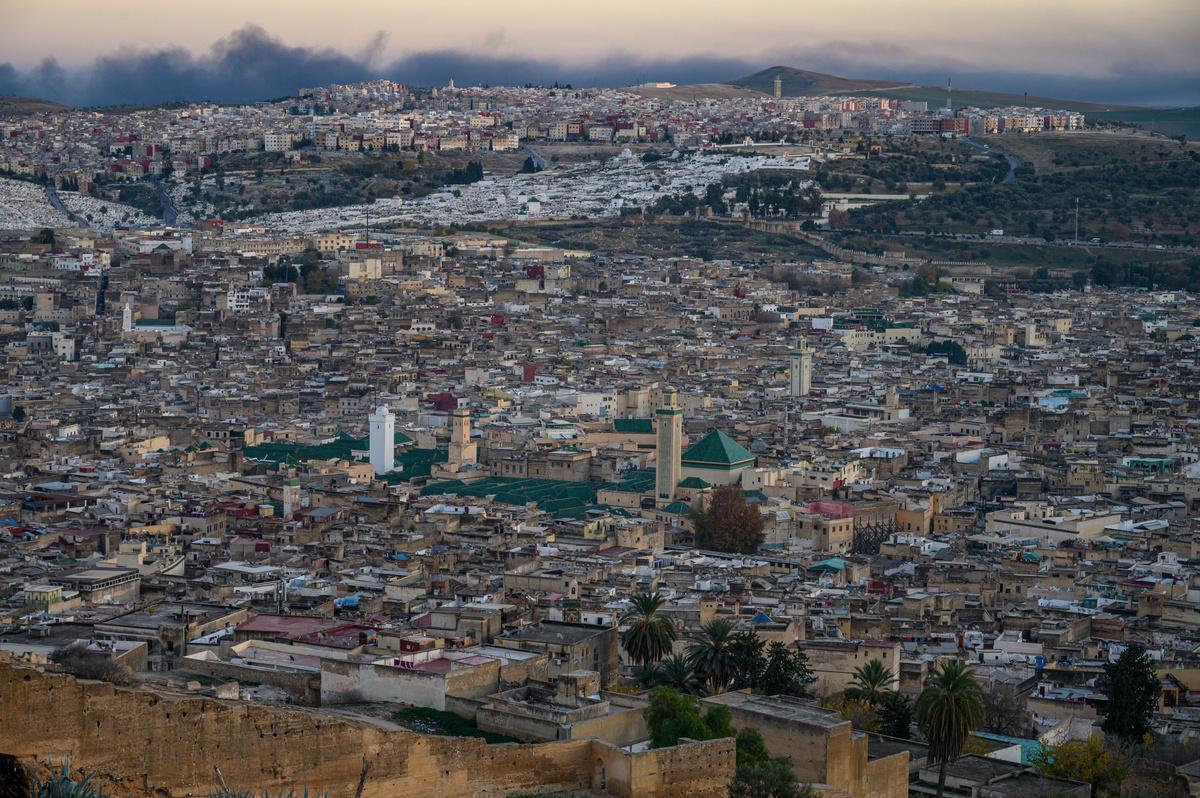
[
  {"x1": 660, "y1": 501, "x2": 692, "y2": 515},
  {"x1": 677, "y1": 476, "x2": 710, "y2": 489},
  {"x1": 681, "y1": 429, "x2": 755, "y2": 467},
  {"x1": 241, "y1": 432, "x2": 420, "y2": 473},
  {"x1": 614, "y1": 418, "x2": 654, "y2": 435},
  {"x1": 421, "y1": 468, "x2": 658, "y2": 509}
]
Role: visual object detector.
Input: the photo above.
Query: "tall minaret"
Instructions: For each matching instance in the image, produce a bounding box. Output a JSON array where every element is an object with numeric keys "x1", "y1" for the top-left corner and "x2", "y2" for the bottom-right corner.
[
  {"x1": 122, "y1": 301, "x2": 133, "y2": 333},
  {"x1": 448, "y1": 407, "x2": 476, "y2": 468},
  {"x1": 655, "y1": 387, "x2": 682, "y2": 508},
  {"x1": 789, "y1": 337, "x2": 813, "y2": 398},
  {"x1": 773, "y1": 76, "x2": 782, "y2": 99},
  {"x1": 369, "y1": 405, "x2": 395, "y2": 475}
]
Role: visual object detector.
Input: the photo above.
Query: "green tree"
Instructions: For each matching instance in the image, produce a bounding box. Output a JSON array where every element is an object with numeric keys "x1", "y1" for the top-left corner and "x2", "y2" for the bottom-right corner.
[
  {"x1": 1101, "y1": 643, "x2": 1160, "y2": 744},
  {"x1": 758, "y1": 642, "x2": 814, "y2": 698},
  {"x1": 447, "y1": 309, "x2": 465, "y2": 329},
  {"x1": 692, "y1": 485, "x2": 766, "y2": 554},
  {"x1": 915, "y1": 661, "x2": 984, "y2": 798},
  {"x1": 642, "y1": 686, "x2": 732, "y2": 748},
  {"x1": 728, "y1": 758, "x2": 817, "y2": 798},
  {"x1": 843, "y1": 660, "x2": 894, "y2": 707},
  {"x1": 654, "y1": 654, "x2": 704, "y2": 695},
  {"x1": 916, "y1": 264, "x2": 939, "y2": 284},
  {"x1": 877, "y1": 691, "x2": 913, "y2": 739},
  {"x1": 37, "y1": 228, "x2": 56, "y2": 249},
  {"x1": 11, "y1": 406, "x2": 26, "y2": 422},
  {"x1": 735, "y1": 727, "x2": 771, "y2": 767},
  {"x1": 687, "y1": 618, "x2": 738, "y2": 694},
  {"x1": 1030, "y1": 734, "x2": 1124, "y2": 795},
  {"x1": 728, "y1": 630, "x2": 767, "y2": 691},
  {"x1": 620, "y1": 592, "x2": 677, "y2": 666}
]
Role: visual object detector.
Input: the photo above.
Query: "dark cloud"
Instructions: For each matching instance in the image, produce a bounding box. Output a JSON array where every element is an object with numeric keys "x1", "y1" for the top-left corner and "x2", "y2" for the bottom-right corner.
[{"x1": 0, "y1": 25, "x2": 1195, "y2": 109}]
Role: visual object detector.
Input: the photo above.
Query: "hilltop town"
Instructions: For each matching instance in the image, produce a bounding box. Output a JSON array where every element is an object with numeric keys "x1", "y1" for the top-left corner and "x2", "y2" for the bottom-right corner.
[{"x1": 0, "y1": 77, "x2": 1199, "y2": 798}]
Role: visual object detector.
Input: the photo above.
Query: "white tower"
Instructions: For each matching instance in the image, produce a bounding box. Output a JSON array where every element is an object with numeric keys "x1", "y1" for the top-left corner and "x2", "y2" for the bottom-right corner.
[
  {"x1": 655, "y1": 387, "x2": 682, "y2": 508},
  {"x1": 773, "y1": 76, "x2": 782, "y2": 99},
  {"x1": 282, "y1": 480, "x2": 297, "y2": 519},
  {"x1": 368, "y1": 405, "x2": 395, "y2": 475},
  {"x1": 789, "y1": 337, "x2": 813, "y2": 398},
  {"x1": 122, "y1": 302, "x2": 133, "y2": 333}
]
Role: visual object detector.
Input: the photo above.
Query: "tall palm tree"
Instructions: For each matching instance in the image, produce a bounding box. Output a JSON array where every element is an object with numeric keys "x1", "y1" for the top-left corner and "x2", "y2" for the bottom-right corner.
[
  {"x1": 686, "y1": 618, "x2": 737, "y2": 693},
  {"x1": 655, "y1": 654, "x2": 704, "y2": 696},
  {"x1": 915, "y1": 661, "x2": 985, "y2": 798},
  {"x1": 843, "y1": 659, "x2": 895, "y2": 707},
  {"x1": 620, "y1": 592, "x2": 677, "y2": 666}
]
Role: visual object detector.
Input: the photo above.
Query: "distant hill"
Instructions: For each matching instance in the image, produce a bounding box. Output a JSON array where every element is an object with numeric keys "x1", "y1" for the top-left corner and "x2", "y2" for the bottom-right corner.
[
  {"x1": 725, "y1": 66, "x2": 911, "y2": 97},
  {"x1": 623, "y1": 83, "x2": 770, "y2": 101},
  {"x1": 0, "y1": 96, "x2": 72, "y2": 116}
]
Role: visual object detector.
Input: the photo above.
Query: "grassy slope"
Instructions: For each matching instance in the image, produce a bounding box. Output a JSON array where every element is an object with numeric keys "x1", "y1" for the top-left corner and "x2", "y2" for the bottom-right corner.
[
  {"x1": 726, "y1": 66, "x2": 911, "y2": 97},
  {"x1": 0, "y1": 96, "x2": 72, "y2": 115}
]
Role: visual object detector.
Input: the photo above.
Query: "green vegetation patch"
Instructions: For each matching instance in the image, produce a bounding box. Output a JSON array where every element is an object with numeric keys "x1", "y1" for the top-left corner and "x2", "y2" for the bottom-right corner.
[{"x1": 392, "y1": 707, "x2": 522, "y2": 744}]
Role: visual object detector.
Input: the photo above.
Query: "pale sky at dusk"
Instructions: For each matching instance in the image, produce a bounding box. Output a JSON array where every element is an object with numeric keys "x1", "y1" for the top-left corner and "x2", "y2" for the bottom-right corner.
[{"x1": 1, "y1": 0, "x2": 1196, "y2": 106}]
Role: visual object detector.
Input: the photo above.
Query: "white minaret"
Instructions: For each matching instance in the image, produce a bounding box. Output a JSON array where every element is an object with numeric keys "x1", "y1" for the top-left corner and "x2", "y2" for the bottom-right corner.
[
  {"x1": 789, "y1": 337, "x2": 813, "y2": 398},
  {"x1": 369, "y1": 405, "x2": 395, "y2": 475},
  {"x1": 122, "y1": 301, "x2": 133, "y2": 333},
  {"x1": 655, "y1": 387, "x2": 682, "y2": 508},
  {"x1": 282, "y1": 481, "x2": 297, "y2": 519}
]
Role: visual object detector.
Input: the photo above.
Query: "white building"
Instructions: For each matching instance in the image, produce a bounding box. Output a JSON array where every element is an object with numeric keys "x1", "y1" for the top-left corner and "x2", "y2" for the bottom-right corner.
[{"x1": 369, "y1": 405, "x2": 396, "y2": 475}]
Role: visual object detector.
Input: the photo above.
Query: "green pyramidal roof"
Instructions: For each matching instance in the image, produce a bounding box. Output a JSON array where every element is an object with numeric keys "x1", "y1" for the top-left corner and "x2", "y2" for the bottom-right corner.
[{"x1": 681, "y1": 429, "x2": 755, "y2": 467}]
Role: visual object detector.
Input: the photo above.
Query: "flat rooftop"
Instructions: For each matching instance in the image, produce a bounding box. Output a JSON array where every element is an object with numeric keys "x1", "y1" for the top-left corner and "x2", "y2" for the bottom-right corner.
[
  {"x1": 703, "y1": 692, "x2": 847, "y2": 729},
  {"x1": 99, "y1": 603, "x2": 237, "y2": 630},
  {"x1": 236, "y1": 614, "x2": 342, "y2": 638},
  {"x1": 501, "y1": 622, "x2": 608, "y2": 646}
]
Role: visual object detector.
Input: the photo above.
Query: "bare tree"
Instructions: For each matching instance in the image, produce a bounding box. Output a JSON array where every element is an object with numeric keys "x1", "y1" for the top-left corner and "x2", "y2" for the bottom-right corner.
[
  {"x1": 980, "y1": 680, "x2": 1031, "y2": 737},
  {"x1": 49, "y1": 642, "x2": 133, "y2": 686}
]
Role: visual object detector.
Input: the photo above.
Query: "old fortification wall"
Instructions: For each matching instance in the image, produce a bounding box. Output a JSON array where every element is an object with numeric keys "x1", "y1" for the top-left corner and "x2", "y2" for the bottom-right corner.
[{"x1": 0, "y1": 664, "x2": 732, "y2": 798}]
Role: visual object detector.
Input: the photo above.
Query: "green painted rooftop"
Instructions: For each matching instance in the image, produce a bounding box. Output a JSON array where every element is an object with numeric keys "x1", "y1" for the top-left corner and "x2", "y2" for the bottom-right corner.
[{"x1": 681, "y1": 429, "x2": 755, "y2": 467}]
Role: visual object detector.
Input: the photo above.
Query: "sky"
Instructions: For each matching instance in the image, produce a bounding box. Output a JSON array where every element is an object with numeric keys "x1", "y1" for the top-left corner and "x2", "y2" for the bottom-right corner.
[{"x1": 0, "y1": 0, "x2": 1196, "y2": 107}]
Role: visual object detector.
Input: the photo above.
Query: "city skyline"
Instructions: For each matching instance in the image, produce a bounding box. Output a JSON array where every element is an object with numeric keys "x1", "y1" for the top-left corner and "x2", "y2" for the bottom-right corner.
[{"x1": 0, "y1": 1, "x2": 1198, "y2": 107}]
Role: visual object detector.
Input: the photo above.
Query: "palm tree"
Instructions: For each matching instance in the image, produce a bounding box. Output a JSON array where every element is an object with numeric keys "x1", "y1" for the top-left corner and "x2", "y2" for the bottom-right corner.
[
  {"x1": 686, "y1": 618, "x2": 737, "y2": 694},
  {"x1": 843, "y1": 660, "x2": 895, "y2": 707},
  {"x1": 620, "y1": 592, "x2": 677, "y2": 666},
  {"x1": 915, "y1": 661, "x2": 985, "y2": 798},
  {"x1": 654, "y1": 654, "x2": 704, "y2": 696},
  {"x1": 632, "y1": 662, "x2": 660, "y2": 690}
]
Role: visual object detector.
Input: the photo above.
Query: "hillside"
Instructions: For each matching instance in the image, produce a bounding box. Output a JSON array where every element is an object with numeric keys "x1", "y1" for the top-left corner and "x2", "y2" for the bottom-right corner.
[
  {"x1": 725, "y1": 66, "x2": 911, "y2": 97},
  {"x1": 623, "y1": 83, "x2": 769, "y2": 101},
  {"x1": 0, "y1": 96, "x2": 71, "y2": 116}
]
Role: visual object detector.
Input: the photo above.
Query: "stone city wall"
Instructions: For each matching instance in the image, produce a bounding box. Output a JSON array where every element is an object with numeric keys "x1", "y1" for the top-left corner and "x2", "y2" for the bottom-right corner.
[{"x1": 0, "y1": 664, "x2": 732, "y2": 798}]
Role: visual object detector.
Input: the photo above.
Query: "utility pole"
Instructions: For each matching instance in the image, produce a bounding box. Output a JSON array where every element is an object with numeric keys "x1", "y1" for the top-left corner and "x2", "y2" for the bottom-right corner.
[{"x1": 1074, "y1": 198, "x2": 1079, "y2": 244}]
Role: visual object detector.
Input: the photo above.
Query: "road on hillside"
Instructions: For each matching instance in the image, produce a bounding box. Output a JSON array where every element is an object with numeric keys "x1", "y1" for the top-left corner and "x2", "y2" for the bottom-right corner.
[
  {"x1": 521, "y1": 146, "x2": 548, "y2": 170},
  {"x1": 44, "y1": 182, "x2": 82, "y2": 225},
  {"x1": 150, "y1": 180, "x2": 178, "y2": 225}
]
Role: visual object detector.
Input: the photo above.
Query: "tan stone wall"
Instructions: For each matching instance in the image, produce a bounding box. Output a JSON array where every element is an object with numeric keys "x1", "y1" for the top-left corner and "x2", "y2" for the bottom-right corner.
[
  {"x1": 0, "y1": 664, "x2": 732, "y2": 798},
  {"x1": 181, "y1": 657, "x2": 320, "y2": 705},
  {"x1": 864, "y1": 752, "x2": 910, "y2": 798}
]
